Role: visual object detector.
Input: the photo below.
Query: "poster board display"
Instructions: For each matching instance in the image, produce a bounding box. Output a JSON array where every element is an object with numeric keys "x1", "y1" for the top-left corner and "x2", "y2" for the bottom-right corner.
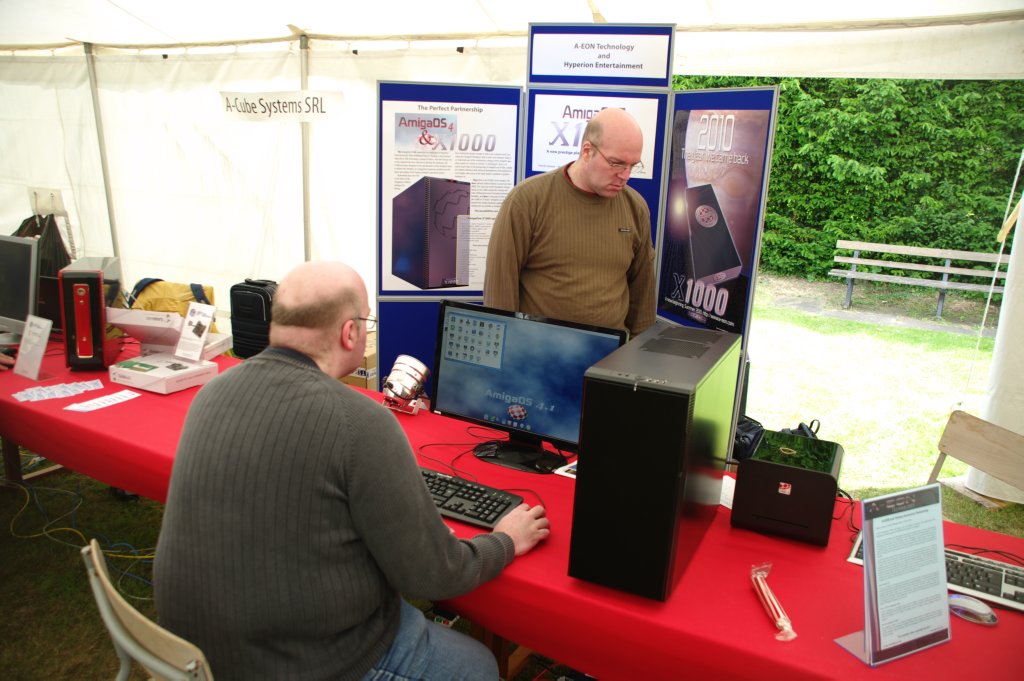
[
  {"x1": 375, "y1": 28, "x2": 677, "y2": 393},
  {"x1": 656, "y1": 87, "x2": 778, "y2": 339},
  {"x1": 378, "y1": 82, "x2": 522, "y2": 297}
]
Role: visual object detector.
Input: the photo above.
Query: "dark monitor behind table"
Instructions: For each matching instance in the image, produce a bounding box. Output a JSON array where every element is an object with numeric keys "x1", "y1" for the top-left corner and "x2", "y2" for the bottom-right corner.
[
  {"x1": 431, "y1": 299, "x2": 627, "y2": 473},
  {"x1": 0, "y1": 234, "x2": 39, "y2": 346}
]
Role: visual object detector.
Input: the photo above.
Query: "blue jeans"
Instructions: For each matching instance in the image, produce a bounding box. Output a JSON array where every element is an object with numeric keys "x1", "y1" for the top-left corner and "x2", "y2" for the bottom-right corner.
[{"x1": 361, "y1": 599, "x2": 499, "y2": 680}]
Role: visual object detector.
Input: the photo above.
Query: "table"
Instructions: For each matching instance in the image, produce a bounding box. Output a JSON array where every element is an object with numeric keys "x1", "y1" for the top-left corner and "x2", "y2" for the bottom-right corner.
[
  {"x1": 2, "y1": 343, "x2": 1022, "y2": 680},
  {"x1": 0, "y1": 343, "x2": 233, "y2": 500},
  {"x1": 399, "y1": 408, "x2": 1024, "y2": 681}
]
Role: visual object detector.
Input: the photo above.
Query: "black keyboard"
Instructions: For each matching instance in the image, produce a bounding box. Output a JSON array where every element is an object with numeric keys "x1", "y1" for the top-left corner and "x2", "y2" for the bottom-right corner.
[
  {"x1": 420, "y1": 468, "x2": 523, "y2": 529},
  {"x1": 848, "y1": 534, "x2": 1024, "y2": 612}
]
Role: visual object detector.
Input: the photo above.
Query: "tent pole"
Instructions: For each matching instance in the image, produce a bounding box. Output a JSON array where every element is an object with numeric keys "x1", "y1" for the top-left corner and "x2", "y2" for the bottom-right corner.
[
  {"x1": 83, "y1": 42, "x2": 121, "y2": 259},
  {"x1": 300, "y1": 34, "x2": 311, "y2": 262}
]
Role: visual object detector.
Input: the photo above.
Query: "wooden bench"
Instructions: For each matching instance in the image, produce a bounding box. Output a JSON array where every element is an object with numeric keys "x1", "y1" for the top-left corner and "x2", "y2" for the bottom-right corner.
[{"x1": 828, "y1": 240, "x2": 1009, "y2": 318}]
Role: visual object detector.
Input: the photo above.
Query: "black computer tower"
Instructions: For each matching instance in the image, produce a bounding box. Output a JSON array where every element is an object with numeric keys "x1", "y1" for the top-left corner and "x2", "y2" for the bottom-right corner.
[
  {"x1": 391, "y1": 176, "x2": 470, "y2": 289},
  {"x1": 569, "y1": 322, "x2": 742, "y2": 601},
  {"x1": 58, "y1": 257, "x2": 125, "y2": 370}
]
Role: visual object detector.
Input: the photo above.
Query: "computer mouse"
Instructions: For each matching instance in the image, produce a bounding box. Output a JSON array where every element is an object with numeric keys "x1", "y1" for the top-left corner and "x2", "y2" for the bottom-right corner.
[{"x1": 948, "y1": 594, "x2": 998, "y2": 626}]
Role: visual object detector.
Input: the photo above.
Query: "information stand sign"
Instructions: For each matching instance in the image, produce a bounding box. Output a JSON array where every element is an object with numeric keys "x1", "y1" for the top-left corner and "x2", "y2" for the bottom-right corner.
[
  {"x1": 836, "y1": 484, "x2": 951, "y2": 666},
  {"x1": 528, "y1": 24, "x2": 674, "y2": 88},
  {"x1": 12, "y1": 315, "x2": 52, "y2": 381},
  {"x1": 174, "y1": 302, "x2": 216, "y2": 362},
  {"x1": 524, "y1": 23, "x2": 674, "y2": 243}
]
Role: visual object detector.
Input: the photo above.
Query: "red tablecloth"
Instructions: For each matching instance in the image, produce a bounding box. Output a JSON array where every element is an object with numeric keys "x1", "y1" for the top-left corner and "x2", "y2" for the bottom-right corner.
[
  {"x1": 0, "y1": 343, "x2": 237, "y2": 501},
  {"x1": 2, "y1": 343, "x2": 1022, "y2": 680},
  {"x1": 396, "y1": 407, "x2": 1024, "y2": 681}
]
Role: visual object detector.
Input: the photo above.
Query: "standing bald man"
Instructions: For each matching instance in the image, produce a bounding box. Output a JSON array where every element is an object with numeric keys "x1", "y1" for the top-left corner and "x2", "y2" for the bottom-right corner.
[
  {"x1": 484, "y1": 107, "x2": 656, "y2": 336},
  {"x1": 155, "y1": 261, "x2": 549, "y2": 681}
]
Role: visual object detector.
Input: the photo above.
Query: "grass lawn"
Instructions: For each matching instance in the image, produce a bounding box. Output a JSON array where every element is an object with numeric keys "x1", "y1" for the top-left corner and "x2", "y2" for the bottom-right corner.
[
  {"x1": 746, "y1": 298, "x2": 994, "y2": 491},
  {"x1": 1, "y1": 274, "x2": 1020, "y2": 679}
]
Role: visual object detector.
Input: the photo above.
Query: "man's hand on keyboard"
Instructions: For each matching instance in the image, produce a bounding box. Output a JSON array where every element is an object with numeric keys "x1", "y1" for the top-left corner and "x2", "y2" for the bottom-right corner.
[{"x1": 494, "y1": 504, "x2": 550, "y2": 556}]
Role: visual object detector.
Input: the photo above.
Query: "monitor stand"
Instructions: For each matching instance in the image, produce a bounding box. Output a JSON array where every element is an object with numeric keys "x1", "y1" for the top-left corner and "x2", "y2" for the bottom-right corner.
[{"x1": 472, "y1": 439, "x2": 566, "y2": 474}]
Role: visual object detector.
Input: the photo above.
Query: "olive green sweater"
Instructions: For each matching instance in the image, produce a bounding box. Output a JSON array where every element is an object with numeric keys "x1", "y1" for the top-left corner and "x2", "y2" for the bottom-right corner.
[{"x1": 483, "y1": 164, "x2": 656, "y2": 336}]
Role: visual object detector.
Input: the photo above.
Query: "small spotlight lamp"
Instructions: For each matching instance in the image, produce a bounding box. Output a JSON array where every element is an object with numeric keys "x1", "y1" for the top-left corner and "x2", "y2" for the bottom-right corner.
[{"x1": 382, "y1": 354, "x2": 430, "y2": 415}]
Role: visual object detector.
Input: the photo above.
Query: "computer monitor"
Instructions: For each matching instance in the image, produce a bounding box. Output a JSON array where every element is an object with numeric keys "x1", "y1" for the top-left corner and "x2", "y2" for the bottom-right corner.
[
  {"x1": 431, "y1": 299, "x2": 628, "y2": 473},
  {"x1": 0, "y1": 234, "x2": 39, "y2": 346}
]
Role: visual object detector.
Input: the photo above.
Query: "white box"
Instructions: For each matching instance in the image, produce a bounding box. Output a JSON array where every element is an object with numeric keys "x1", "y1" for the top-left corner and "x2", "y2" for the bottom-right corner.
[
  {"x1": 109, "y1": 353, "x2": 218, "y2": 394},
  {"x1": 138, "y1": 332, "x2": 233, "y2": 361},
  {"x1": 107, "y1": 309, "x2": 231, "y2": 360},
  {"x1": 198, "y1": 332, "x2": 232, "y2": 359},
  {"x1": 107, "y1": 308, "x2": 182, "y2": 346}
]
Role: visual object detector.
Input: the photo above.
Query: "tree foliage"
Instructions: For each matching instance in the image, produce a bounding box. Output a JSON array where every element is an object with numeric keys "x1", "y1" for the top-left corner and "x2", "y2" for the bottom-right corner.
[{"x1": 671, "y1": 76, "x2": 1024, "y2": 277}]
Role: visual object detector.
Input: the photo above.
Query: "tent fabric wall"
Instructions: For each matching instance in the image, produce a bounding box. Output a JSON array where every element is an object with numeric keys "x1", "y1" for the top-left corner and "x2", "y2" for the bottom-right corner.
[
  {"x1": 2, "y1": 2, "x2": 1022, "y2": 79},
  {"x1": 0, "y1": 55, "x2": 111, "y2": 257},
  {"x1": 0, "y1": 45, "x2": 525, "y2": 305},
  {"x1": 673, "y1": 19, "x2": 1024, "y2": 79},
  {"x1": 96, "y1": 51, "x2": 303, "y2": 292}
]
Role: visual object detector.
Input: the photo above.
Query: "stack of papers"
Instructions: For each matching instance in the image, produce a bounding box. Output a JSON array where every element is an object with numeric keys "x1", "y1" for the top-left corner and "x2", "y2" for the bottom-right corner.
[{"x1": 12, "y1": 379, "x2": 104, "y2": 402}]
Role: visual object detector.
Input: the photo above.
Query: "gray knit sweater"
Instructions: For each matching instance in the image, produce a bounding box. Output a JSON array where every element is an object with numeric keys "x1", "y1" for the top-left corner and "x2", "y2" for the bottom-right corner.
[{"x1": 154, "y1": 348, "x2": 515, "y2": 680}]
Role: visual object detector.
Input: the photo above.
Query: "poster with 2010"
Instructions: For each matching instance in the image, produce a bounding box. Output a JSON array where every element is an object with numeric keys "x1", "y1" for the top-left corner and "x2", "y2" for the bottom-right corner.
[{"x1": 657, "y1": 87, "x2": 779, "y2": 339}]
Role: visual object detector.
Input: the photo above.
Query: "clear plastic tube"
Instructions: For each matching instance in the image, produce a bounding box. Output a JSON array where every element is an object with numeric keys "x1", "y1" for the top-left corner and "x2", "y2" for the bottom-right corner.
[{"x1": 751, "y1": 563, "x2": 797, "y2": 641}]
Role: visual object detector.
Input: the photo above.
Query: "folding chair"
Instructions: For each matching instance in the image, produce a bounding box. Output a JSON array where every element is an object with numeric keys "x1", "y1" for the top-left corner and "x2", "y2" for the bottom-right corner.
[
  {"x1": 928, "y1": 410, "x2": 1024, "y2": 492},
  {"x1": 81, "y1": 539, "x2": 213, "y2": 681}
]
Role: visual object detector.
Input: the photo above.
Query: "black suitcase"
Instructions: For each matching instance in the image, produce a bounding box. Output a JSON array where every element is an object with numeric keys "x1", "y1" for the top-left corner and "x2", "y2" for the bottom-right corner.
[{"x1": 230, "y1": 278, "x2": 277, "y2": 358}]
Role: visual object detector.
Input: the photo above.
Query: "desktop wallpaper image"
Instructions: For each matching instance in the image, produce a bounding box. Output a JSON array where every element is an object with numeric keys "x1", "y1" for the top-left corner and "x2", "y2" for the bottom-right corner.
[{"x1": 434, "y1": 313, "x2": 622, "y2": 445}]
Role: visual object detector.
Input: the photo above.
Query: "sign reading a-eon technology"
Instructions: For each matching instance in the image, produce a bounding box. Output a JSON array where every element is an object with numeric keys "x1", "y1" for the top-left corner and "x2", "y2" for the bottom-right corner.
[{"x1": 528, "y1": 25, "x2": 673, "y2": 88}]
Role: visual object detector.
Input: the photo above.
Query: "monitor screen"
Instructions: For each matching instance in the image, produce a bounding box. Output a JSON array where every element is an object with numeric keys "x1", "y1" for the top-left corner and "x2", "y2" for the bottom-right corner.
[
  {"x1": 431, "y1": 300, "x2": 627, "y2": 473},
  {"x1": 0, "y1": 234, "x2": 39, "y2": 346}
]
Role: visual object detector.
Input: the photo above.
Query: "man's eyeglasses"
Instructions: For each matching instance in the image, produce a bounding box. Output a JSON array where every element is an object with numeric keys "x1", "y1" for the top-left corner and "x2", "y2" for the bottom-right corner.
[
  {"x1": 591, "y1": 143, "x2": 644, "y2": 174},
  {"x1": 354, "y1": 315, "x2": 377, "y2": 332}
]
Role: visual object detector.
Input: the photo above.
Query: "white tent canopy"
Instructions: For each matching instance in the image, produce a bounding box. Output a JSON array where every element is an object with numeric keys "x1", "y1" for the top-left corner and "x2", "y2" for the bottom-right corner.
[
  {"x1": 1, "y1": 0, "x2": 1021, "y2": 309},
  {"x1": 3, "y1": 1, "x2": 1023, "y2": 77}
]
